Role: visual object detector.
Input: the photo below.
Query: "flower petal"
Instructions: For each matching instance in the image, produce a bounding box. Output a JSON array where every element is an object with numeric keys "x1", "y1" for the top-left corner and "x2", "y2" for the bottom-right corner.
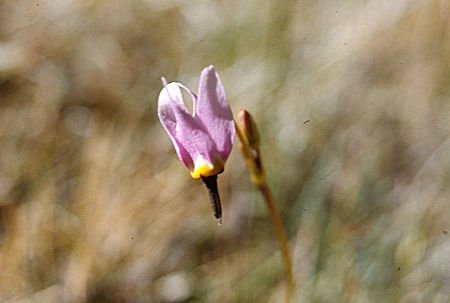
[
  {"x1": 158, "y1": 80, "x2": 216, "y2": 171},
  {"x1": 196, "y1": 66, "x2": 235, "y2": 161}
]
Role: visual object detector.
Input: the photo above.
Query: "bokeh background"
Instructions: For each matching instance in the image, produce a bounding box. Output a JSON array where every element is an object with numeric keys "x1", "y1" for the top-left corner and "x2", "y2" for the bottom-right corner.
[{"x1": 0, "y1": 0, "x2": 449, "y2": 302}]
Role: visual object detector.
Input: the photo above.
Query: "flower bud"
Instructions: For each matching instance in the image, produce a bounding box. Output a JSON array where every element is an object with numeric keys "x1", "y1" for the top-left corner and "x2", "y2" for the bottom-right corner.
[{"x1": 237, "y1": 109, "x2": 260, "y2": 150}]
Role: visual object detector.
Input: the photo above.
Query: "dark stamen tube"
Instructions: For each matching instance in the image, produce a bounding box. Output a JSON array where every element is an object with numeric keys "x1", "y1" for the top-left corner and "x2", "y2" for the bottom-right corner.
[{"x1": 201, "y1": 175, "x2": 222, "y2": 223}]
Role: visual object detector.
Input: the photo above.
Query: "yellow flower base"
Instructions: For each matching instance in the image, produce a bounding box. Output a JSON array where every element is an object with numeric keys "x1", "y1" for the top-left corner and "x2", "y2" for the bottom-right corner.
[{"x1": 190, "y1": 156, "x2": 224, "y2": 179}]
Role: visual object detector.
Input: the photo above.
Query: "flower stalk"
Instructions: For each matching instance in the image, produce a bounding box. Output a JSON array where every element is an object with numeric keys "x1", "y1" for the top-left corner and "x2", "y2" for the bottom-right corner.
[{"x1": 236, "y1": 109, "x2": 294, "y2": 303}]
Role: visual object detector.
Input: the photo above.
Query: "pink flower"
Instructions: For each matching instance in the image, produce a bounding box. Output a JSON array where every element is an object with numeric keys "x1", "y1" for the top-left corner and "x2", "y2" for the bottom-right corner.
[
  {"x1": 158, "y1": 65, "x2": 235, "y2": 221},
  {"x1": 158, "y1": 65, "x2": 235, "y2": 179}
]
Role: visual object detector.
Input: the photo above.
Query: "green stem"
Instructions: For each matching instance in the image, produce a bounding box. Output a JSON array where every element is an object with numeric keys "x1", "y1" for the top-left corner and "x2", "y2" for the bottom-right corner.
[
  {"x1": 258, "y1": 183, "x2": 294, "y2": 303},
  {"x1": 235, "y1": 117, "x2": 295, "y2": 302}
]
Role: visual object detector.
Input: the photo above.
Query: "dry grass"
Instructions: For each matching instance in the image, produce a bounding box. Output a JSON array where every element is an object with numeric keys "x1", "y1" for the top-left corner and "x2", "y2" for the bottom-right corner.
[{"x1": 0, "y1": 1, "x2": 449, "y2": 302}]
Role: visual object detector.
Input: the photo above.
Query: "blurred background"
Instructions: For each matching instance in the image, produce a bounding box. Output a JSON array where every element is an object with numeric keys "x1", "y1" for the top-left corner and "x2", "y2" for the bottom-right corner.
[{"x1": 0, "y1": 0, "x2": 449, "y2": 302}]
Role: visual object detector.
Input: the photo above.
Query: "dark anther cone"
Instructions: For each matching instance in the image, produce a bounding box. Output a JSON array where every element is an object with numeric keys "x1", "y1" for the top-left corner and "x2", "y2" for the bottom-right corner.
[{"x1": 201, "y1": 175, "x2": 222, "y2": 222}]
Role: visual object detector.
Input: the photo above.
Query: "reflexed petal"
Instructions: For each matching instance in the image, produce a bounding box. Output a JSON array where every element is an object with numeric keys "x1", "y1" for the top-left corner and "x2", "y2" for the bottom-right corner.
[
  {"x1": 160, "y1": 79, "x2": 197, "y2": 109},
  {"x1": 196, "y1": 66, "x2": 235, "y2": 161},
  {"x1": 158, "y1": 81, "x2": 216, "y2": 171},
  {"x1": 158, "y1": 82, "x2": 194, "y2": 169}
]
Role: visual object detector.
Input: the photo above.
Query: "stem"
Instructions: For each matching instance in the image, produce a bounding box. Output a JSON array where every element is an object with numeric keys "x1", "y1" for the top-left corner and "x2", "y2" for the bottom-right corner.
[
  {"x1": 258, "y1": 183, "x2": 294, "y2": 303},
  {"x1": 235, "y1": 112, "x2": 295, "y2": 302}
]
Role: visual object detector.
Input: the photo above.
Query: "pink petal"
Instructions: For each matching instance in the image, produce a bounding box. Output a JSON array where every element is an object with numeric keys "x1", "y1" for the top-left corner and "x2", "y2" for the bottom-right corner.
[
  {"x1": 158, "y1": 81, "x2": 216, "y2": 169},
  {"x1": 195, "y1": 66, "x2": 235, "y2": 161}
]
